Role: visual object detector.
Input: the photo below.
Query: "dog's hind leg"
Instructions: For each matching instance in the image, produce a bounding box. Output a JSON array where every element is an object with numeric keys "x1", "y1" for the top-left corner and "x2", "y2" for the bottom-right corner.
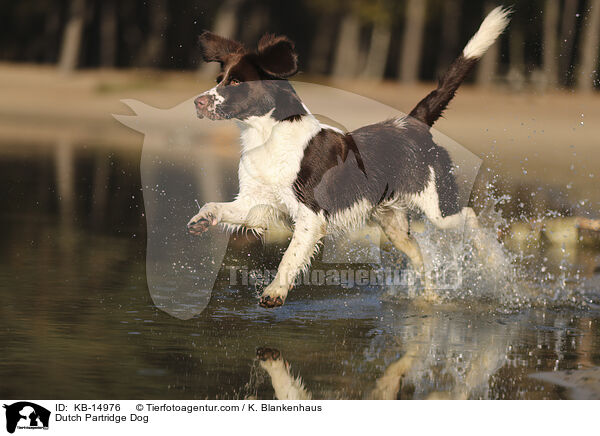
[
  {"x1": 374, "y1": 209, "x2": 430, "y2": 295},
  {"x1": 414, "y1": 186, "x2": 506, "y2": 270},
  {"x1": 409, "y1": 168, "x2": 479, "y2": 232},
  {"x1": 423, "y1": 205, "x2": 480, "y2": 232}
]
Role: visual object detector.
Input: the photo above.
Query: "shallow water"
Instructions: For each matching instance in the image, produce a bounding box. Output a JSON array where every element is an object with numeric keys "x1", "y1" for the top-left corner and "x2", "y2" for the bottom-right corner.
[{"x1": 1, "y1": 142, "x2": 599, "y2": 400}]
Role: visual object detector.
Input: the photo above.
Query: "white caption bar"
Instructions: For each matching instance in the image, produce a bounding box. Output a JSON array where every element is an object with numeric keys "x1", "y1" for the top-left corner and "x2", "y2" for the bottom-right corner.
[{"x1": 0, "y1": 400, "x2": 594, "y2": 436}]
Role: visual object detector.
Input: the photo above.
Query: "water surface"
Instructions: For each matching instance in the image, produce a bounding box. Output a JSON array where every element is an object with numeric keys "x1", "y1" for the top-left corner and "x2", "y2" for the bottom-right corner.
[{"x1": 1, "y1": 141, "x2": 599, "y2": 400}]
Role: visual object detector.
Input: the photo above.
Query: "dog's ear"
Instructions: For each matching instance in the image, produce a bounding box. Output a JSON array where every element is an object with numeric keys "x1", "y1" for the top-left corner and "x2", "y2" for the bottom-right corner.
[
  {"x1": 198, "y1": 31, "x2": 244, "y2": 64},
  {"x1": 256, "y1": 34, "x2": 298, "y2": 78}
]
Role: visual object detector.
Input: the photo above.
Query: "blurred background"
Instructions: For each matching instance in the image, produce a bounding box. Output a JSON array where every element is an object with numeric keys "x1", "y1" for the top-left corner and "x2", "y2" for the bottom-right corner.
[
  {"x1": 3, "y1": 0, "x2": 600, "y2": 87},
  {"x1": 2, "y1": 0, "x2": 600, "y2": 216},
  {"x1": 1, "y1": 0, "x2": 600, "y2": 400}
]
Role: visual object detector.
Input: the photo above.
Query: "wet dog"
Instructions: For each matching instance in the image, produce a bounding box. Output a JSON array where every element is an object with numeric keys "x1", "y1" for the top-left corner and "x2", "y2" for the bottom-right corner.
[{"x1": 189, "y1": 7, "x2": 511, "y2": 307}]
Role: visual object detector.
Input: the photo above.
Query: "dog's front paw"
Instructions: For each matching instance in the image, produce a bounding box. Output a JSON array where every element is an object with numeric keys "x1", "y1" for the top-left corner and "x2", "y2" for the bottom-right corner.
[
  {"x1": 187, "y1": 204, "x2": 219, "y2": 235},
  {"x1": 259, "y1": 283, "x2": 288, "y2": 308},
  {"x1": 259, "y1": 295, "x2": 284, "y2": 308}
]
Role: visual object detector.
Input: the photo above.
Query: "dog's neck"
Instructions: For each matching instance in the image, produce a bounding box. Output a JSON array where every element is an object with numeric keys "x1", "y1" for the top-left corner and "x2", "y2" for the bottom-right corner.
[
  {"x1": 237, "y1": 107, "x2": 321, "y2": 154},
  {"x1": 237, "y1": 109, "x2": 279, "y2": 144}
]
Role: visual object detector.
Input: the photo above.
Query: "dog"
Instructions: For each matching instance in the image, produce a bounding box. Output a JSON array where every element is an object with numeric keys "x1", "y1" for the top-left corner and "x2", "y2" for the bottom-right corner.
[{"x1": 188, "y1": 7, "x2": 511, "y2": 308}]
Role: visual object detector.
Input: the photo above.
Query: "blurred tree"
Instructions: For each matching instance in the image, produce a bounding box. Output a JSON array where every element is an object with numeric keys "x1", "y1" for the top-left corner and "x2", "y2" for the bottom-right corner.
[
  {"x1": 361, "y1": 21, "x2": 392, "y2": 78},
  {"x1": 559, "y1": 0, "x2": 579, "y2": 84},
  {"x1": 506, "y1": 14, "x2": 526, "y2": 90},
  {"x1": 38, "y1": 1, "x2": 62, "y2": 63},
  {"x1": 308, "y1": 12, "x2": 339, "y2": 75},
  {"x1": 359, "y1": 0, "x2": 398, "y2": 79},
  {"x1": 542, "y1": 0, "x2": 560, "y2": 87},
  {"x1": 118, "y1": 1, "x2": 143, "y2": 67},
  {"x1": 332, "y1": 13, "x2": 362, "y2": 77},
  {"x1": 306, "y1": 0, "x2": 361, "y2": 78},
  {"x1": 238, "y1": 1, "x2": 270, "y2": 46},
  {"x1": 100, "y1": 0, "x2": 117, "y2": 67},
  {"x1": 577, "y1": 0, "x2": 600, "y2": 91},
  {"x1": 436, "y1": 0, "x2": 462, "y2": 77},
  {"x1": 137, "y1": 0, "x2": 169, "y2": 67},
  {"x1": 399, "y1": 0, "x2": 427, "y2": 83},
  {"x1": 59, "y1": 0, "x2": 86, "y2": 72},
  {"x1": 310, "y1": 0, "x2": 398, "y2": 79},
  {"x1": 0, "y1": 0, "x2": 592, "y2": 90}
]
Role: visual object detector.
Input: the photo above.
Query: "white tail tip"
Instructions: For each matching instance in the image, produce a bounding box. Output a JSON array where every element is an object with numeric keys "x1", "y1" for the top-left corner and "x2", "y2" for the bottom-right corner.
[{"x1": 463, "y1": 6, "x2": 511, "y2": 59}]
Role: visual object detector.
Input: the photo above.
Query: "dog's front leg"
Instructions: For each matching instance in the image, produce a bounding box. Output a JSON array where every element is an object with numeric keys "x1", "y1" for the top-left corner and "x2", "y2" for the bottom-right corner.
[
  {"x1": 259, "y1": 209, "x2": 326, "y2": 308},
  {"x1": 187, "y1": 199, "x2": 275, "y2": 234}
]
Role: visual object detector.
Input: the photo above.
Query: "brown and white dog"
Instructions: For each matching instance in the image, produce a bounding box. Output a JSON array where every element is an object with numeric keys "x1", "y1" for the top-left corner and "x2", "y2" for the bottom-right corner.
[{"x1": 188, "y1": 7, "x2": 511, "y2": 308}]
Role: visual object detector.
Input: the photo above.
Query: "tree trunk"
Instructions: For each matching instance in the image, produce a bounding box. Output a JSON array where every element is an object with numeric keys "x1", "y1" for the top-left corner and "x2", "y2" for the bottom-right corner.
[
  {"x1": 437, "y1": 0, "x2": 462, "y2": 76},
  {"x1": 309, "y1": 13, "x2": 338, "y2": 75},
  {"x1": 559, "y1": 0, "x2": 578, "y2": 84},
  {"x1": 58, "y1": 0, "x2": 86, "y2": 72},
  {"x1": 43, "y1": 4, "x2": 61, "y2": 63},
  {"x1": 239, "y1": 3, "x2": 269, "y2": 45},
  {"x1": 100, "y1": 0, "x2": 117, "y2": 67},
  {"x1": 505, "y1": 24, "x2": 526, "y2": 90},
  {"x1": 360, "y1": 22, "x2": 392, "y2": 80},
  {"x1": 332, "y1": 14, "x2": 362, "y2": 78},
  {"x1": 199, "y1": 0, "x2": 243, "y2": 76},
  {"x1": 577, "y1": 0, "x2": 600, "y2": 91},
  {"x1": 543, "y1": 0, "x2": 560, "y2": 88},
  {"x1": 476, "y1": 2, "x2": 500, "y2": 86},
  {"x1": 399, "y1": 0, "x2": 427, "y2": 83},
  {"x1": 137, "y1": 0, "x2": 169, "y2": 67}
]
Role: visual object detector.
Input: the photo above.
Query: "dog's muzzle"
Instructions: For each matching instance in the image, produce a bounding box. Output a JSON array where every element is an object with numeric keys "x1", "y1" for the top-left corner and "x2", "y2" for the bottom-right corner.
[
  {"x1": 194, "y1": 94, "x2": 227, "y2": 120},
  {"x1": 194, "y1": 94, "x2": 214, "y2": 119}
]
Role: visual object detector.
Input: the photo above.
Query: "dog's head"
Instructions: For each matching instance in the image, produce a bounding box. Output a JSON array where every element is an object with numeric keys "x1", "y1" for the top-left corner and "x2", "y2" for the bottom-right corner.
[{"x1": 195, "y1": 32, "x2": 306, "y2": 122}]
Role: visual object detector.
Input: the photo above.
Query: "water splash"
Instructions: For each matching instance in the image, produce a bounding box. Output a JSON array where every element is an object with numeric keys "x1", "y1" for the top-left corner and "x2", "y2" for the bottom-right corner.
[{"x1": 382, "y1": 183, "x2": 600, "y2": 312}]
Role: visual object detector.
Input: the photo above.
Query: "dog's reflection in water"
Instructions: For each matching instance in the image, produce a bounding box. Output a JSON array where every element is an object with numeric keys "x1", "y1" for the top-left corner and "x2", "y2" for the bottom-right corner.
[
  {"x1": 256, "y1": 348, "x2": 312, "y2": 400},
  {"x1": 255, "y1": 311, "x2": 514, "y2": 400},
  {"x1": 367, "y1": 314, "x2": 511, "y2": 400}
]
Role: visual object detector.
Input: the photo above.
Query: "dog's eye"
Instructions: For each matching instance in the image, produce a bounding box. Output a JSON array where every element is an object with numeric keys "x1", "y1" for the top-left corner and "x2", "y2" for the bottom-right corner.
[{"x1": 230, "y1": 78, "x2": 241, "y2": 86}]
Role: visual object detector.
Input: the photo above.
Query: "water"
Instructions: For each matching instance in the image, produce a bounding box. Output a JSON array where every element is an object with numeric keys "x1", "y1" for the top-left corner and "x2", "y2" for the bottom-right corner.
[{"x1": 1, "y1": 141, "x2": 599, "y2": 400}]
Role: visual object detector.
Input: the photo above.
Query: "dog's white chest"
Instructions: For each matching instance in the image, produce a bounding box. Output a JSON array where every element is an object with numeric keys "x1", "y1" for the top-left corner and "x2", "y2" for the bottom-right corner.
[
  {"x1": 240, "y1": 141, "x2": 299, "y2": 185},
  {"x1": 237, "y1": 115, "x2": 321, "y2": 213}
]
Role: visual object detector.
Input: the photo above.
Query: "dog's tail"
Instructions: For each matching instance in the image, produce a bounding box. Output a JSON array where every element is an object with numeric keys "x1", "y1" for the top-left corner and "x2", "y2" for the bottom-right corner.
[{"x1": 409, "y1": 6, "x2": 511, "y2": 127}]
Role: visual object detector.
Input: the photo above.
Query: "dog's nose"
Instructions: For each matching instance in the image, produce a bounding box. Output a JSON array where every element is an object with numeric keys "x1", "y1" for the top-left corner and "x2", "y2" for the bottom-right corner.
[{"x1": 195, "y1": 95, "x2": 210, "y2": 108}]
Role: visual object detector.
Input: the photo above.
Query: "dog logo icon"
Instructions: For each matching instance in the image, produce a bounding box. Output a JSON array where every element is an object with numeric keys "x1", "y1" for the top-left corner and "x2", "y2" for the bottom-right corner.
[{"x1": 3, "y1": 402, "x2": 50, "y2": 434}]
